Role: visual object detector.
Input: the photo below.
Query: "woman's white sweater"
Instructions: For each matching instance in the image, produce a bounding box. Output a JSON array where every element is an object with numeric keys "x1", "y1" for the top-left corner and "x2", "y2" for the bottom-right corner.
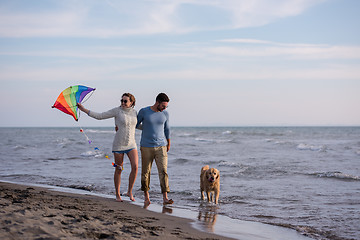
[{"x1": 88, "y1": 107, "x2": 137, "y2": 151}]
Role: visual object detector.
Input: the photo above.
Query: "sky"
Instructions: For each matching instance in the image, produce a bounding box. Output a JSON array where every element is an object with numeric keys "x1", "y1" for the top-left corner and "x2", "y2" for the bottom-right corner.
[{"x1": 0, "y1": 0, "x2": 359, "y2": 127}]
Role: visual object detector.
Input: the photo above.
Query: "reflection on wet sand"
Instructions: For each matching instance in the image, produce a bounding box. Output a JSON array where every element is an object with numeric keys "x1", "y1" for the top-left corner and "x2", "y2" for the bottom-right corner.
[
  {"x1": 162, "y1": 206, "x2": 173, "y2": 214},
  {"x1": 197, "y1": 203, "x2": 218, "y2": 231},
  {"x1": 143, "y1": 202, "x2": 173, "y2": 214}
]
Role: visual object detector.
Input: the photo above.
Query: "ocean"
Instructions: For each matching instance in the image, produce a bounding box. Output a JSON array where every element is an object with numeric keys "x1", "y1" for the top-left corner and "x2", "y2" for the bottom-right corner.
[{"x1": 0, "y1": 126, "x2": 359, "y2": 240}]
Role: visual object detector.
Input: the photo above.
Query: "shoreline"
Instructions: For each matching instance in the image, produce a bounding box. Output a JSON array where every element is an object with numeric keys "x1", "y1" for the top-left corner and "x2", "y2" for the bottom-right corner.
[
  {"x1": 0, "y1": 181, "x2": 233, "y2": 240},
  {"x1": 0, "y1": 181, "x2": 314, "y2": 240}
]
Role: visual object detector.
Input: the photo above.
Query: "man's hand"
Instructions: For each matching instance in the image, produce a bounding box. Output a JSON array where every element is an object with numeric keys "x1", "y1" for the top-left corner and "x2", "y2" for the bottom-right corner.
[{"x1": 166, "y1": 139, "x2": 171, "y2": 152}]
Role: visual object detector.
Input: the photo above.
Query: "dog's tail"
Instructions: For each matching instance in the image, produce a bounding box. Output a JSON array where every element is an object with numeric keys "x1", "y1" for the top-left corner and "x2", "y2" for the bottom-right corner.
[{"x1": 201, "y1": 165, "x2": 209, "y2": 172}]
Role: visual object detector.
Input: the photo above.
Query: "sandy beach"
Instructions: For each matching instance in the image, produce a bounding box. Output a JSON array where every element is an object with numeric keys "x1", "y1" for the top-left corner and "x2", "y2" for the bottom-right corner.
[{"x1": 0, "y1": 181, "x2": 233, "y2": 240}]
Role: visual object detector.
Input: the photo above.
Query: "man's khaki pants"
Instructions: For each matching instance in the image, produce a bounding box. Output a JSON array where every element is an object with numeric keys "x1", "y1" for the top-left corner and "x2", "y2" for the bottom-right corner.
[{"x1": 140, "y1": 146, "x2": 170, "y2": 193}]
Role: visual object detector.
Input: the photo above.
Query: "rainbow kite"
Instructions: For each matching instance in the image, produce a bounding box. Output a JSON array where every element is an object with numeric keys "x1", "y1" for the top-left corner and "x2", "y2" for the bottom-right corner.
[{"x1": 52, "y1": 85, "x2": 95, "y2": 121}]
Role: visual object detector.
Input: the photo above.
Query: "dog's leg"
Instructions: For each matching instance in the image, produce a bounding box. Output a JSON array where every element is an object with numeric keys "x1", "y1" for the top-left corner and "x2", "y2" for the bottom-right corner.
[
  {"x1": 206, "y1": 191, "x2": 211, "y2": 202},
  {"x1": 200, "y1": 180, "x2": 205, "y2": 200},
  {"x1": 214, "y1": 190, "x2": 219, "y2": 204}
]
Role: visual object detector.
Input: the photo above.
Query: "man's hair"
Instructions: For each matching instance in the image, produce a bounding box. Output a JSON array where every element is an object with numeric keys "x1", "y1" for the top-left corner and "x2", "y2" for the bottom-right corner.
[{"x1": 156, "y1": 93, "x2": 170, "y2": 103}]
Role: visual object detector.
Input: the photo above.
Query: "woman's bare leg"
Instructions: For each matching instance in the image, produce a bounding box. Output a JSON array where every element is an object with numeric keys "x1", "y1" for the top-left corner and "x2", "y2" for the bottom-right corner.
[
  {"x1": 114, "y1": 152, "x2": 124, "y2": 202},
  {"x1": 126, "y1": 149, "x2": 138, "y2": 201}
]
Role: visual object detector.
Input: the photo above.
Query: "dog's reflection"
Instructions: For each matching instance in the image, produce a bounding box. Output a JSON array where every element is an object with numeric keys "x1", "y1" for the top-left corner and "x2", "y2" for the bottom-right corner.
[{"x1": 197, "y1": 203, "x2": 218, "y2": 231}]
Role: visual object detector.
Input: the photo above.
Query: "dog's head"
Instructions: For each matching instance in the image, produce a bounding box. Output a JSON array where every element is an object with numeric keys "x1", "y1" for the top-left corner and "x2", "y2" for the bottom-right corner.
[{"x1": 206, "y1": 168, "x2": 220, "y2": 183}]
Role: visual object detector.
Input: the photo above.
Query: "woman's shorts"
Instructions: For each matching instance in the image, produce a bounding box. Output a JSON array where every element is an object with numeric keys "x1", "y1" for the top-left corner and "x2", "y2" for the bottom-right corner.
[{"x1": 112, "y1": 148, "x2": 135, "y2": 154}]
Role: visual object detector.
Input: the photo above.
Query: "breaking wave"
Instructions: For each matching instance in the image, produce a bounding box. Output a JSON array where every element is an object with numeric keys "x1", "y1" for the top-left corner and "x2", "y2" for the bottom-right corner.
[{"x1": 312, "y1": 171, "x2": 360, "y2": 181}]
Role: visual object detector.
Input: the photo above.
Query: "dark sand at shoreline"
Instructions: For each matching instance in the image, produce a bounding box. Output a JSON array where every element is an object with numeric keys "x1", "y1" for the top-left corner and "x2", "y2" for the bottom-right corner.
[{"x1": 0, "y1": 181, "x2": 234, "y2": 239}]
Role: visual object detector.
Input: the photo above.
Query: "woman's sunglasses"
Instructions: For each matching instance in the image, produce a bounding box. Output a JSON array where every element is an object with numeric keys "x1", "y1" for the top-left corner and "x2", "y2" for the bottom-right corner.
[{"x1": 121, "y1": 99, "x2": 128, "y2": 104}]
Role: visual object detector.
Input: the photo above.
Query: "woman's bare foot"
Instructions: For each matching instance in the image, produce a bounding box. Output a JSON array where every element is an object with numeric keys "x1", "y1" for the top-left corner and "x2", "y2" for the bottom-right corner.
[
  {"x1": 116, "y1": 195, "x2": 123, "y2": 202},
  {"x1": 126, "y1": 192, "x2": 135, "y2": 201}
]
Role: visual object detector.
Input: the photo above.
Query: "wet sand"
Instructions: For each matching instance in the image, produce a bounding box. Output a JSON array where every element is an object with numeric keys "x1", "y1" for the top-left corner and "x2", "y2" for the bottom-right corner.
[{"x1": 0, "y1": 181, "x2": 233, "y2": 240}]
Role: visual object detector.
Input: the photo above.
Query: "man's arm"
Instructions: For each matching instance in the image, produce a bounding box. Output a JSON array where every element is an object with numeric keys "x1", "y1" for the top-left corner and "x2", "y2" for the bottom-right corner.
[
  {"x1": 136, "y1": 109, "x2": 144, "y2": 130},
  {"x1": 164, "y1": 111, "x2": 170, "y2": 152}
]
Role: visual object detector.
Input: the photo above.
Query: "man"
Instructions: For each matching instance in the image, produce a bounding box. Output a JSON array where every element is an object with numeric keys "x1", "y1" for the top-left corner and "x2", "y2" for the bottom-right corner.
[{"x1": 136, "y1": 93, "x2": 172, "y2": 206}]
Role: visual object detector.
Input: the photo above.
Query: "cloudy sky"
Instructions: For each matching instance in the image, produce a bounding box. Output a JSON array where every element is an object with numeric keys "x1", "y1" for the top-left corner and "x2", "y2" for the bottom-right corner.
[{"x1": 0, "y1": 0, "x2": 359, "y2": 127}]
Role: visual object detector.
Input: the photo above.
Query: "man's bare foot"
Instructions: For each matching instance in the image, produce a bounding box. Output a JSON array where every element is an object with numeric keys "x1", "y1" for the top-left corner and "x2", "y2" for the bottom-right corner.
[
  {"x1": 144, "y1": 191, "x2": 150, "y2": 208},
  {"x1": 144, "y1": 199, "x2": 151, "y2": 208},
  {"x1": 163, "y1": 199, "x2": 174, "y2": 205}
]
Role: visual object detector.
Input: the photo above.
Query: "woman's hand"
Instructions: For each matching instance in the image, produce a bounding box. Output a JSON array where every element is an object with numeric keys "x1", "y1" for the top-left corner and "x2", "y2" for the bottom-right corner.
[{"x1": 77, "y1": 103, "x2": 88, "y2": 114}]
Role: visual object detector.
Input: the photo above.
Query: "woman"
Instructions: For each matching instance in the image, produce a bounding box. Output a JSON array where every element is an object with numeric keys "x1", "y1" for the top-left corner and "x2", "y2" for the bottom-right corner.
[{"x1": 77, "y1": 93, "x2": 138, "y2": 202}]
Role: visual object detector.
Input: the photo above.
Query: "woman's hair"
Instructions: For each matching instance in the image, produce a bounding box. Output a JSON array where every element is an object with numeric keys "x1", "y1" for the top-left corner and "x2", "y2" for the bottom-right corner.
[{"x1": 122, "y1": 93, "x2": 136, "y2": 107}]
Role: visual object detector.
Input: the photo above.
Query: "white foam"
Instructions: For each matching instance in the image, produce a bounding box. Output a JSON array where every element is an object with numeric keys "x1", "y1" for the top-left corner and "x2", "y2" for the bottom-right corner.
[
  {"x1": 316, "y1": 172, "x2": 360, "y2": 180},
  {"x1": 296, "y1": 143, "x2": 326, "y2": 151}
]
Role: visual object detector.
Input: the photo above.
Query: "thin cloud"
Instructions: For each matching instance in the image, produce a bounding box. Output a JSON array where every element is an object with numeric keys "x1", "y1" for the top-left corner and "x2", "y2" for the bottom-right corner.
[
  {"x1": 0, "y1": 0, "x2": 327, "y2": 38},
  {"x1": 2, "y1": 61, "x2": 359, "y2": 82},
  {"x1": 218, "y1": 39, "x2": 274, "y2": 44},
  {"x1": 220, "y1": 0, "x2": 326, "y2": 28},
  {"x1": 209, "y1": 39, "x2": 360, "y2": 60},
  {"x1": 0, "y1": 10, "x2": 85, "y2": 38},
  {"x1": 2, "y1": 36, "x2": 358, "y2": 61}
]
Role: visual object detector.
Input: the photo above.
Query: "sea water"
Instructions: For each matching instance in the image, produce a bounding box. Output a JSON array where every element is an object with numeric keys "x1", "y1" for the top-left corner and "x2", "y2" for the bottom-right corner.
[{"x1": 0, "y1": 127, "x2": 359, "y2": 240}]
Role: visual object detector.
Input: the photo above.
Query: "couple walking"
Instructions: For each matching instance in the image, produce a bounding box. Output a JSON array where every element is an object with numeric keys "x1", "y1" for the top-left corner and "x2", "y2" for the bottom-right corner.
[{"x1": 77, "y1": 93, "x2": 173, "y2": 206}]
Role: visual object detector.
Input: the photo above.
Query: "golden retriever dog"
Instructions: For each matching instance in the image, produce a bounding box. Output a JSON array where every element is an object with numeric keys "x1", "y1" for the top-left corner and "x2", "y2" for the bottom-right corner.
[{"x1": 200, "y1": 165, "x2": 220, "y2": 204}]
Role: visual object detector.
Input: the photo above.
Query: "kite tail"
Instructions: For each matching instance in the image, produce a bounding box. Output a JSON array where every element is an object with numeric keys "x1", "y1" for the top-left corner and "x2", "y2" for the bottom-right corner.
[
  {"x1": 79, "y1": 127, "x2": 110, "y2": 160},
  {"x1": 79, "y1": 127, "x2": 92, "y2": 144}
]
